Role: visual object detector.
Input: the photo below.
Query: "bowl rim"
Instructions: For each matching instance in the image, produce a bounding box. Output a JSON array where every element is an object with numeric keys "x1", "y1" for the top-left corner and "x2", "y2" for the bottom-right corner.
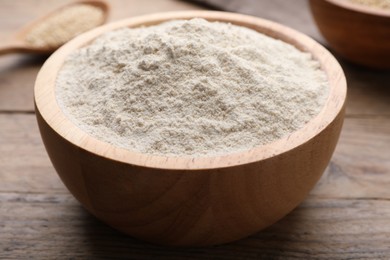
[
  {"x1": 34, "y1": 10, "x2": 347, "y2": 170},
  {"x1": 323, "y1": 0, "x2": 390, "y2": 17}
]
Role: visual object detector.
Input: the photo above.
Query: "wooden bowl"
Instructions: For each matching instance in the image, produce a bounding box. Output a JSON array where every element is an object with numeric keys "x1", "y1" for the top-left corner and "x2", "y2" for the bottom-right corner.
[
  {"x1": 34, "y1": 11, "x2": 346, "y2": 246},
  {"x1": 309, "y1": 0, "x2": 390, "y2": 69}
]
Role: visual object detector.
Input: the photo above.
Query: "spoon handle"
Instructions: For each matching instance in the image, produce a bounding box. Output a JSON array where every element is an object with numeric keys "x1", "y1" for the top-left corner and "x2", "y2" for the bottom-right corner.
[{"x1": 0, "y1": 43, "x2": 26, "y2": 55}]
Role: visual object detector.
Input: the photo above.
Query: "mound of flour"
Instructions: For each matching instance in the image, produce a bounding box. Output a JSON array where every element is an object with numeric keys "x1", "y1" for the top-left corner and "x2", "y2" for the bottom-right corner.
[{"x1": 56, "y1": 18, "x2": 329, "y2": 156}]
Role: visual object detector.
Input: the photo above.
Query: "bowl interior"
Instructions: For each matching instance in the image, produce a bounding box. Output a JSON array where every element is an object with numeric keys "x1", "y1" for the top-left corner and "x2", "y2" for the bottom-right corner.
[{"x1": 34, "y1": 11, "x2": 347, "y2": 170}]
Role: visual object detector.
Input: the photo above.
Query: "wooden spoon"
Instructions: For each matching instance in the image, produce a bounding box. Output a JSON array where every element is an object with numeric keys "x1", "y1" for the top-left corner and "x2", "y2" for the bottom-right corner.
[{"x1": 0, "y1": 0, "x2": 109, "y2": 55}]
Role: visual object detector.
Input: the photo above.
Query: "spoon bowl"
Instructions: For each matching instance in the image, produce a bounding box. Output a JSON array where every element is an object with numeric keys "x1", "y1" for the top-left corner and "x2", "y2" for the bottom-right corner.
[{"x1": 0, "y1": 0, "x2": 109, "y2": 55}]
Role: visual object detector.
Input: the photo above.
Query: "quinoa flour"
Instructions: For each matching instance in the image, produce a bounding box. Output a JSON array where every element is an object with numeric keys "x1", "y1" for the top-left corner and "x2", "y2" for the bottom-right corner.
[{"x1": 56, "y1": 18, "x2": 329, "y2": 156}]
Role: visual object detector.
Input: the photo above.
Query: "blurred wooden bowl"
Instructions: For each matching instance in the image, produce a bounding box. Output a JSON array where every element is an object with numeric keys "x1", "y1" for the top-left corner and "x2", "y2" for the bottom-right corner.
[
  {"x1": 34, "y1": 11, "x2": 346, "y2": 246},
  {"x1": 310, "y1": 0, "x2": 390, "y2": 69}
]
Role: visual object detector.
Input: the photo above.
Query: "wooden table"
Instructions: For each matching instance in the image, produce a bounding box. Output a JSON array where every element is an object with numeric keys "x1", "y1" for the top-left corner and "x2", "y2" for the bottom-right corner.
[{"x1": 1, "y1": 0, "x2": 390, "y2": 258}]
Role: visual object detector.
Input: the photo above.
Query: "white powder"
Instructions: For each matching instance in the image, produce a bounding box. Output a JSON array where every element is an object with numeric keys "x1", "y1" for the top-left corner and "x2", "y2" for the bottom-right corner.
[{"x1": 56, "y1": 18, "x2": 329, "y2": 157}]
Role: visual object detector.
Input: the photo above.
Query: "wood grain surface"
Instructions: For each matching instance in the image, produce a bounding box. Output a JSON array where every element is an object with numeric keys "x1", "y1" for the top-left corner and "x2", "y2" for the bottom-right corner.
[{"x1": 1, "y1": 0, "x2": 390, "y2": 258}]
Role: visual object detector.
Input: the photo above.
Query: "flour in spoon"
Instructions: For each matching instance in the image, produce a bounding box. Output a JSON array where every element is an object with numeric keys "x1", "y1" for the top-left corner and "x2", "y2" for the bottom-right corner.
[{"x1": 56, "y1": 18, "x2": 329, "y2": 156}]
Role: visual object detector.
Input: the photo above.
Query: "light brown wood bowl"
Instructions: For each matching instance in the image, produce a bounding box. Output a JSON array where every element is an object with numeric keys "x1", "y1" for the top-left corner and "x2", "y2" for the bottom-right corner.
[
  {"x1": 34, "y1": 11, "x2": 347, "y2": 246},
  {"x1": 310, "y1": 0, "x2": 390, "y2": 69}
]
